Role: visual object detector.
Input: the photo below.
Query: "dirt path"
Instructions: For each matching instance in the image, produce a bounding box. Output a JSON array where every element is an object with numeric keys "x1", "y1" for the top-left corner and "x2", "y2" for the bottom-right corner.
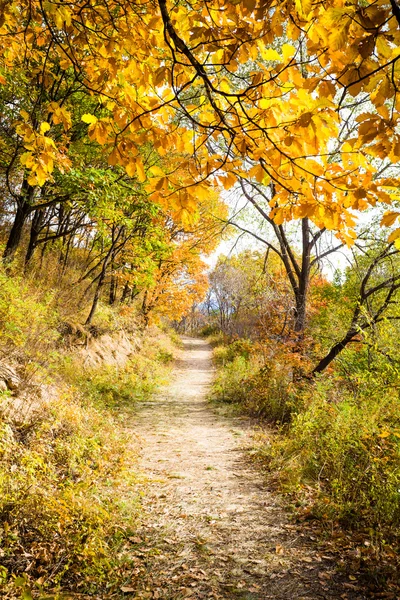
[{"x1": 128, "y1": 338, "x2": 366, "y2": 600}]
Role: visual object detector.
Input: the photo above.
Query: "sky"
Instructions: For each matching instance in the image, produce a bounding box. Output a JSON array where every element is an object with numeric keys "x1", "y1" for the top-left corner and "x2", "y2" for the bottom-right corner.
[{"x1": 204, "y1": 187, "x2": 385, "y2": 280}]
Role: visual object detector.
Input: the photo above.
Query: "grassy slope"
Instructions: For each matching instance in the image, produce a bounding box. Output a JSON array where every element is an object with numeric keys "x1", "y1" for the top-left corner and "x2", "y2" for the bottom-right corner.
[{"x1": 0, "y1": 268, "x2": 178, "y2": 599}]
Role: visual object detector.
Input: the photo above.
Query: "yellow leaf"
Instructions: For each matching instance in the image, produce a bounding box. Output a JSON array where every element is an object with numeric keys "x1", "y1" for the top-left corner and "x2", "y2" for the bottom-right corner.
[
  {"x1": 154, "y1": 66, "x2": 168, "y2": 86},
  {"x1": 273, "y1": 208, "x2": 285, "y2": 225},
  {"x1": 136, "y1": 159, "x2": 146, "y2": 183},
  {"x1": 41, "y1": 152, "x2": 54, "y2": 173},
  {"x1": 248, "y1": 164, "x2": 267, "y2": 184},
  {"x1": 90, "y1": 121, "x2": 109, "y2": 145},
  {"x1": 259, "y1": 98, "x2": 271, "y2": 110},
  {"x1": 195, "y1": 184, "x2": 210, "y2": 201},
  {"x1": 260, "y1": 47, "x2": 281, "y2": 61},
  {"x1": 20, "y1": 152, "x2": 34, "y2": 168},
  {"x1": 27, "y1": 173, "x2": 37, "y2": 186},
  {"x1": 125, "y1": 162, "x2": 136, "y2": 178},
  {"x1": 108, "y1": 148, "x2": 119, "y2": 166},
  {"x1": 20, "y1": 109, "x2": 29, "y2": 122},
  {"x1": 98, "y1": 45, "x2": 109, "y2": 58},
  {"x1": 376, "y1": 36, "x2": 392, "y2": 60},
  {"x1": 81, "y1": 113, "x2": 98, "y2": 124},
  {"x1": 282, "y1": 43, "x2": 296, "y2": 62},
  {"x1": 329, "y1": 24, "x2": 349, "y2": 51},
  {"x1": 221, "y1": 171, "x2": 237, "y2": 190},
  {"x1": 154, "y1": 176, "x2": 167, "y2": 191},
  {"x1": 149, "y1": 165, "x2": 165, "y2": 177},
  {"x1": 40, "y1": 121, "x2": 51, "y2": 134},
  {"x1": 295, "y1": 0, "x2": 312, "y2": 18},
  {"x1": 36, "y1": 167, "x2": 47, "y2": 186},
  {"x1": 378, "y1": 430, "x2": 390, "y2": 438}
]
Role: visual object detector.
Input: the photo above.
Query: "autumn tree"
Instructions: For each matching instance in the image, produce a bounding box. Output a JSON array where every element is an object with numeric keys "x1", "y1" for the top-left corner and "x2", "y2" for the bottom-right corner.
[
  {"x1": 208, "y1": 250, "x2": 296, "y2": 338},
  {"x1": 223, "y1": 180, "x2": 346, "y2": 334},
  {"x1": 312, "y1": 239, "x2": 400, "y2": 373},
  {"x1": 2, "y1": 0, "x2": 400, "y2": 249},
  {"x1": 140, "y1": 193, "x2": 225, "y2": 325}
]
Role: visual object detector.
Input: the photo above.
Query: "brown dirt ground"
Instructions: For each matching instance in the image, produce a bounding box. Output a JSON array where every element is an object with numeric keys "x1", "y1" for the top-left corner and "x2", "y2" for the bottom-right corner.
[{"x1": 126, "y1": 337, "x2": 369, "y2": 600}]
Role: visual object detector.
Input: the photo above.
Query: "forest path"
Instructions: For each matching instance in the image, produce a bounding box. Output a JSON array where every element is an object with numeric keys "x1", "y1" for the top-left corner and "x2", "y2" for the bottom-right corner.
[{"x1": 128, "y1": 337, "x2": 365, "y2": 600}]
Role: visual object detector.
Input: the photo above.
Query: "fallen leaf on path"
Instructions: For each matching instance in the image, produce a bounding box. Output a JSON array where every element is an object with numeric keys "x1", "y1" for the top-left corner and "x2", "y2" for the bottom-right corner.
[
  {"x1": 300, "y1": 556, "x2": 313, "y2": 563},
  {"x1": 318, "y1": 571, "x2": 331, "y2": 580}
]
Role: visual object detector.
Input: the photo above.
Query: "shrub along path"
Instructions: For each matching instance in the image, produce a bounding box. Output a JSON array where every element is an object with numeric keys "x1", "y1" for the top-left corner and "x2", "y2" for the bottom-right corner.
[{"x1": 127, "y1": 338, "x2": 366, "y2": 600}]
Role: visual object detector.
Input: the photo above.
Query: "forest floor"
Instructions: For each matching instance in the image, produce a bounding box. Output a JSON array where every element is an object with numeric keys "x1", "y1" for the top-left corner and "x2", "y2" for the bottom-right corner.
[{"x1": 126, "y1": 337, "x2": 368, "y2": 600}]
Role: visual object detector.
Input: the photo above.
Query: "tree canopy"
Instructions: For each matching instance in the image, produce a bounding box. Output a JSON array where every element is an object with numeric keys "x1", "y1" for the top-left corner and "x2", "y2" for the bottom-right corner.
[{"x1": 2, "y1": 0, "x2": 400, "y2": 246}]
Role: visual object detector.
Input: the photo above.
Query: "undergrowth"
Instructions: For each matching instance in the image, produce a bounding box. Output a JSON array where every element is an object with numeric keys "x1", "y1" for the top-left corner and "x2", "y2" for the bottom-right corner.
[
  {"x1": 211, "y1": 338, "x2": 304, "y2": 423},
  {"x1": 210, "y1": 336, "x2": 400, "y2": 580},
  {"x1": 0, "y1": 266, "x2": 177, "y2": 599}
]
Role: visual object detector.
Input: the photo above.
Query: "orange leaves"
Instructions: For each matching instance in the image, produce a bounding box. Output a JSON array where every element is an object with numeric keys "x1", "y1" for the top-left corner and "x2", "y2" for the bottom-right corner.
[
  {"x1": 16, "y1": 117, "x2": 70, "y2": 186},
  {"x1": 138, "y1": 161, "x2": 150, "y2": 185},
  {"x1": 84, "y1": 117, "x2": 112, "y2": 145},
  {"x1": 248, "y1": 164, "x2": 267, "y2": 185},
  {"x1": 48, "y1": 102, "x2": 72, "y2": 130},
  {"x1": 380, "y1": 212, "x2": 400, "y2": 248},
  {"x1": 1, "y1": 0, "x2": 400, "y2": 247},
  {"x1": 381, "y1": 211, "x2": 400, "y2": 228},
  {"x1": 125, "y1": 158, "x2": 146, "y2": 182},
  {"x1": 295, "y1": 0, "x2": 313, "y2": 20},
  {"x1": 81, "y1": 114, "x2": 114, "y2": 146},
  {"x1": 218, "y1": 171, "x2": 237, "y2": 190},
  {"x1": 388, "y1": 229, "x2": 400, "y2": 244}
]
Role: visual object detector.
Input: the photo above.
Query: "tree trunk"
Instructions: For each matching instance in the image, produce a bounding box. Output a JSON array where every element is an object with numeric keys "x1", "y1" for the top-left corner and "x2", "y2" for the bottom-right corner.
[
  {"x1": 109, "y1": 274, "x2": 117, "y2": 304},
  {"x1": 85, "y1": 226, "x2": 124, "y2": 325},
  {"x1": 130, "y1": 286, "x2": 139, "y2": 302},
  {"x1": 61, "y1": 236, "x2": 73, "y2": 276},
  {"x1": 121, "y1": 281, "x2": 131, "y2": 303},
  {"x1": 293, "y1": 218, "x2": 311, "y2": 334},
  {"x1": 25, "y1": 209, "x2": 45, "y2": 267},
  {"x1": 294, "y1": 292, "x2": 307, "y2": 333},
  {"x1": 108, "y1": 228, "x2": 118, "y2": 304},
  {"x1": 3, "y1": 180, "x2": 35, "y2": 262},
  {"x1": 85, "y1": 272, "x2": 106, "y2": 326},
  {"x1": 312, "y1": 330, "x2": 357, "y2": 374}
]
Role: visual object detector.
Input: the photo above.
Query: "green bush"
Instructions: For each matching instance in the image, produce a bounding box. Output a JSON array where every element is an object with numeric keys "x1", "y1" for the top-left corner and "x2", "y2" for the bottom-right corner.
[
  {"x1": 0, "y1": 264, "x2": 177, "y2": 598},
  {"x1": 211, "y1": 355, "x2": 253, "y2": 404},
  {"x1": 266, "y1": 377, "x2": 400, "y2": 539},
  {"x1": 200, "y1": 324, "x2": 220, "y2": 337},
  {"x1": 0, "y1": 326, "x2": 176, "y2": 598},
  {"x1": 212, "y1": 340, "x2": 304, "y2": 423}
]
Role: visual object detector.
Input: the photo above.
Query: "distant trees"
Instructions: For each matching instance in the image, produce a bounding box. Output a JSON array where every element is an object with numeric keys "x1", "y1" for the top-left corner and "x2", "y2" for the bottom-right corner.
[
  {"x1": 313, "y1": 241, "x2": 400, "y2": 374},
  {"x1": 225, "y1": 180, "x2": 344, "y2": 335},
  {"x1": 206, "y1": 227, "x2": 400, "y2": 377},
  {"x1": 207, "y1": 250, "x2": 295, "y2": 338}
]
